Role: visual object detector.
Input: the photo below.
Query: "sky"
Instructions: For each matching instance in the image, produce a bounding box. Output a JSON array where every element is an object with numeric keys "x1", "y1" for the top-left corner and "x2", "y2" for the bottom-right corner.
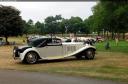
[{"x1": 0, "y1": 2, "x2": 97, "y2": 23}]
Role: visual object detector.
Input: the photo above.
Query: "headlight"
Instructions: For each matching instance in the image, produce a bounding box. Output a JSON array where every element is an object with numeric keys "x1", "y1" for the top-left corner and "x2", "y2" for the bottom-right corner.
[
  {"x1": 13, "y1": 48, "x2": 20, "y2": 58},
  {"x1": 13, "y1": 50, "x2": 16, "y2": 53},
  {"x1": 14, "y1": 46, "x2": 18, "y2": 50}
]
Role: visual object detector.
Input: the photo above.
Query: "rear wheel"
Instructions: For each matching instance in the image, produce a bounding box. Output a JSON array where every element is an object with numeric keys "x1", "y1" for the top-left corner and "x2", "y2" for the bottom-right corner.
[
  {"x1": 23, "y1": 52, "x2": 38, "y2": 64},
  {"x1": 85, "y1": 49, "x2": 95, "y2": 60}
]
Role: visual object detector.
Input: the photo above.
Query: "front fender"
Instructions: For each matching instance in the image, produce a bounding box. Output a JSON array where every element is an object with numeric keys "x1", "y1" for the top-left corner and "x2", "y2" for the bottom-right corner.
[{"x1": 20, "y1": 47, "x2": 40, "y2": 61}]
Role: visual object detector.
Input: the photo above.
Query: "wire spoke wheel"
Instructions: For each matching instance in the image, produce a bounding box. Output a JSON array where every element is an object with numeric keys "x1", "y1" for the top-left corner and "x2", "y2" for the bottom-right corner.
[
  {"x1": 85, "y1": 49, "x2": 95, "y2": 60},
  {"x1": 25, "y1": 52, "x2": 37, "y2": 64}
]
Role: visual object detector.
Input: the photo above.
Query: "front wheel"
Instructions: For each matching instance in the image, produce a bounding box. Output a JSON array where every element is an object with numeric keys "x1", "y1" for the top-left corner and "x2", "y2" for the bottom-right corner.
[
  {"x1": 85, "y1": 49, "x2": 95, "y2": 60},
  {"x1": 23, "y1": 52, "x2": 38, "y2": 64}
]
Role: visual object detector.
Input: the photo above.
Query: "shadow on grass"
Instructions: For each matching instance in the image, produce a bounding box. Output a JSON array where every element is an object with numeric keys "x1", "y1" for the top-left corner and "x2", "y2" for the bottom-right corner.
[
  {"x1": 17, "y1": 57, "x2": 91, "y2": 65},
  {"x1": 37, "y1": 57, "x2": 83, "y2": 64}
]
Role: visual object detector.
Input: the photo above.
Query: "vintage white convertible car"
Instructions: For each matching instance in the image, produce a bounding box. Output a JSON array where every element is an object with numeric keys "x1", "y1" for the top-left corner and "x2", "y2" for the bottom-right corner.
[{"x1": 13, "y1": 37, "x2": 96, "y2": 64}]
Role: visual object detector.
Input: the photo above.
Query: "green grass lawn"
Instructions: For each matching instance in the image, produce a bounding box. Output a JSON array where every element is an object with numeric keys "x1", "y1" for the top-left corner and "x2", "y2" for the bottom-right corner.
[{"x1": 95, "y1": 40, "x2": 128, "y2": 53}]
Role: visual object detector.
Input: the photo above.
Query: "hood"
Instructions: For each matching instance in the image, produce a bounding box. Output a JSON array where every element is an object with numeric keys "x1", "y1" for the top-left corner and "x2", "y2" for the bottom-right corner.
[{"x1": 18, "y1": 45, "x2": 30, "y2": 49}]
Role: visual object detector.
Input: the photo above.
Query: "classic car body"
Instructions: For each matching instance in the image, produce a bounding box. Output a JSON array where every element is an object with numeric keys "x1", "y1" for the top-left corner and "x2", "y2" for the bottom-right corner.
[{"x1": 13, "y1": 37, "x2": 96, "y2": 64}]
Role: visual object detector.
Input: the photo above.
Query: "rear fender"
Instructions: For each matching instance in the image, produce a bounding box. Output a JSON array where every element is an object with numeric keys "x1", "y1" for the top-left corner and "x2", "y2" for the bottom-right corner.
[{"x1": 74, "y1": 46, "x2": 96, "y2": 56}]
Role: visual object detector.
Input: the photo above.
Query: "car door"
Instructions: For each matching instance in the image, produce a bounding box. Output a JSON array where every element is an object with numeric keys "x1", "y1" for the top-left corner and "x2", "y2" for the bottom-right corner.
[
  {"x1": 36, "y1": 38, "x2": 48, "y2": 58},
  {"x1": 45, "y1": 38, "x2": 63, "y2": 58}
]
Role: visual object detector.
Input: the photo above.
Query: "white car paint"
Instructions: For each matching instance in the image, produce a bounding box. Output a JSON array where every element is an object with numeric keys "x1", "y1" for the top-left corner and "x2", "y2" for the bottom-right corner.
[
  {"x1": 13, "y1": 37, "x2": 96, "y2": 64},
  {"x1": 14, "y1": 42, "x2": 95, "y2": 61}
]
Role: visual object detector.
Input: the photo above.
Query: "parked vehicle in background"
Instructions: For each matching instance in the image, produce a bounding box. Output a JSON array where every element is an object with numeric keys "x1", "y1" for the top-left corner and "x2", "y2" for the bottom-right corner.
[
  {"x1": 0, "y1": 37, "x2": 6, "y2": 46},
  {"x1": 96, "y1": 36, "x2": 104, "y2": 42},
  {"x1": 64, "y1": 37, "x2": 96, "y2": 45}
]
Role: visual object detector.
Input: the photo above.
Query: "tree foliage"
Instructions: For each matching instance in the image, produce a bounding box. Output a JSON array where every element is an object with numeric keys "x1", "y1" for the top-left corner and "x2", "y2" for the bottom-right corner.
[
  {"x1": 22, "y1": 16, "x2": 91, "y2": 36},
  {"x1": 1, "y1": 1, "x2": 128, "y2": 41},
  {"x1": 0, "y1": 5, "x2": 23, "y2": 44},
  {"x1": 90, "y1": 1, "x2": 128, "y2": 39}
]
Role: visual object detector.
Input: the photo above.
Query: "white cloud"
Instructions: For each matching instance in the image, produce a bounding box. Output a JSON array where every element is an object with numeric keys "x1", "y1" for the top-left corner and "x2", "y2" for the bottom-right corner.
[{"x1": 0, "y1": 2, "x2": 97, "y2": 23}]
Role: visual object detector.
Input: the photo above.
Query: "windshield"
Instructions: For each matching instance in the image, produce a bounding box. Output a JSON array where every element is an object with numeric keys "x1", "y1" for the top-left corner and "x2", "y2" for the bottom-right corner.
[{"x1": 28, "y1": 38, "x2": 47, "y2": 47}]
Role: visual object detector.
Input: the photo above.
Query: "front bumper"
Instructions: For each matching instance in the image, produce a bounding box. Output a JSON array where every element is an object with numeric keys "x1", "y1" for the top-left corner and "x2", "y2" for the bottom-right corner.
[{"x1": 13, "y1": 47, "x2": 20, "y2": 60}]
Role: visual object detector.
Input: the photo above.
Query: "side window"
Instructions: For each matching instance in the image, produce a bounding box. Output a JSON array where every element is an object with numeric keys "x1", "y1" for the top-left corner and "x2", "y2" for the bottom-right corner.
[
  {"x1": 47, "y1": 39, "x2": 52, "y2": 44},
  {"x1": 47, "y1": 38, "x2": 62, "y2": 46},
  {"x1": 52, "y1": 39, "x2": 61, "y2": 43}
]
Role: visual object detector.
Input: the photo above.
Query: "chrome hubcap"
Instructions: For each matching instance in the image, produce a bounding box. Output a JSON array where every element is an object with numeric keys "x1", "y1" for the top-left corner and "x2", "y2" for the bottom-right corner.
[
  {"x1": 87, "y1": 51, "x2": 93, "y2": 58},
  {"x1": 27, "y1": 53, "x2": 37, "y2": 64}
]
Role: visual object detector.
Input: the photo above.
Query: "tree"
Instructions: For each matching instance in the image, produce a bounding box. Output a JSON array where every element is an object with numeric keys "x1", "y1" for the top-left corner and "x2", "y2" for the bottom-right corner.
[
  {"x1": 35, "y1": 21, "x2": 45, "y2": 34},
  {"x1": 44, "y1": 15, "x2": 62, "y2": 36},
  {"x1": 0, "y1": 5, "x2": 23, "y2": 44},
  {"x1": 84, "y1": 16, "x2": 95, "y2": 33},
  {"x1": 22, "y1": 20, "x2": 30, "y2": 36},
  {"x1": 55, "y1": 15, "x2": 62, "y2": 21},
  {"x1": 22, "y1": 20, "x2": 45, "y2": 35},
  {"x1": 45, "y1": 16, "x2": 56, "y2": 35},
  {"x1": 59, "y1": 19, "x2": 69, "y2": 35},
  {"x1": 68, "y1": 17, "x2": 83, "y2": 34},
  {"x1": 26, "y1": 19, "x2": 37, "y2": 34},
  {"x1": 79, "y1": 22, "x2": 90, "y2": 34},
  {"x1": 91, "y1": 1, "x2": 128, "y2": 39},
  {"x1": 114, "y1": 4, "x2": 128, "y2": 39}
]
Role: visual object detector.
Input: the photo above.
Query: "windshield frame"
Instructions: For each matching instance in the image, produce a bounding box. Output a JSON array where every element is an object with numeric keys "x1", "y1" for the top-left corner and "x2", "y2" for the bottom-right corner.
[{"x1": 28, "y1": 38, "x2": 47, "y2": 47}]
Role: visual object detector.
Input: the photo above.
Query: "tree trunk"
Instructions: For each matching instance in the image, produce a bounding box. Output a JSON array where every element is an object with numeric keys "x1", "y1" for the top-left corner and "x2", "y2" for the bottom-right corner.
[
  {"x1": 122, "y1": 33, "x2": 125, "y2": 40},
  {"x1": 61, "y1": 33, "x2": 63, "y2": 37},
  {"x1": 103, "y1": 31, "x2": 105, "y2": 39},
  {"x1": 5, "y1": 36, "x2": 9, "y2": 45},
  {"x1": 117, "y1": 33, "x2": 120, "y2": 40},
  {"x1": 97, "y1": 31, "x2": 100, "y2": 36},
  {"x1": 106, "y1": 31, "x2": 109, "y2": 39},
  {"x1": 111, "y1": 31, "x2": 114, "y2": 40}
]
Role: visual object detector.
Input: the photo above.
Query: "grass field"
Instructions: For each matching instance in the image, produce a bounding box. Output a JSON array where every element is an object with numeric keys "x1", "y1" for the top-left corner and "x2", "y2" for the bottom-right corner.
[
  {"x1": 8, "y1": 36, "x2": 26, "y2": 44},
  {"x1": 0, "y1": 45, "x2": 128, "y2": 82},
  {"x1": 95, "y1": 40, "x2": 128, "y2": 53},
  {"x1": 0, "y1": 36, "x2": 26, "y2": 45}
]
